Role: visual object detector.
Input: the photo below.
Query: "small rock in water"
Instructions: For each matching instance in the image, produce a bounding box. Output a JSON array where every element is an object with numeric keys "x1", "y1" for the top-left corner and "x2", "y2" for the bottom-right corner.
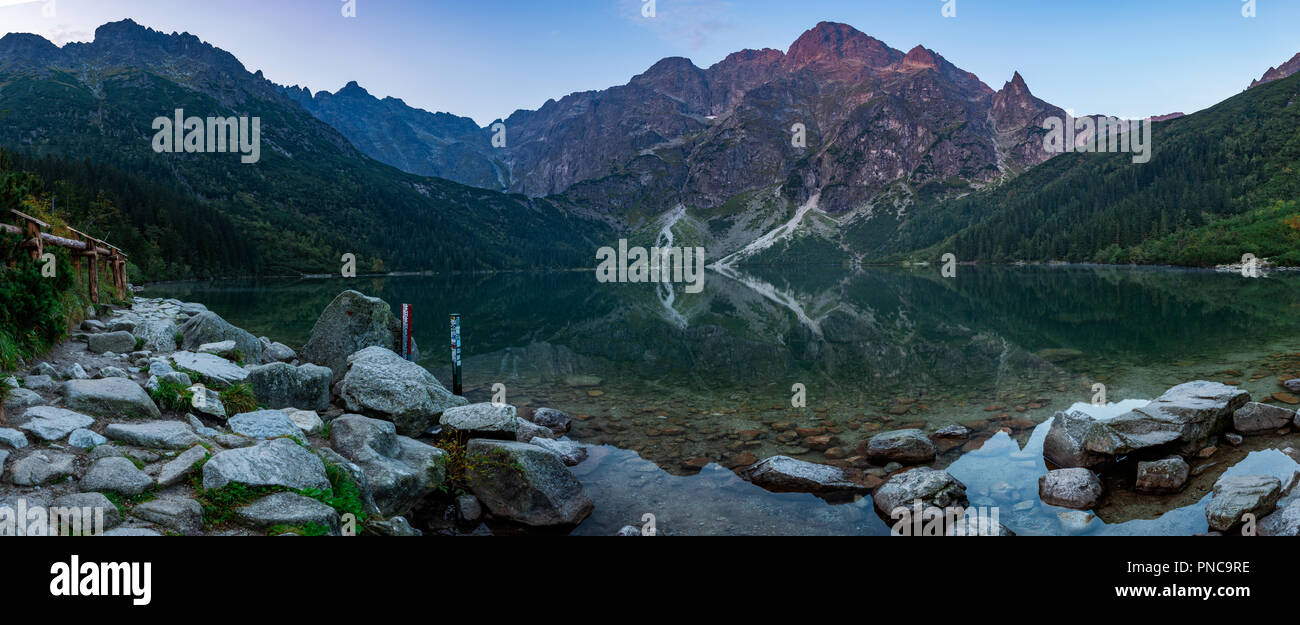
[
  {"x1": 1038, "y1": 468, "x2": 1103, "y2": 509},
  {"x1": 1135, "y1": 457, "x2": 1189, "y2": 494}
]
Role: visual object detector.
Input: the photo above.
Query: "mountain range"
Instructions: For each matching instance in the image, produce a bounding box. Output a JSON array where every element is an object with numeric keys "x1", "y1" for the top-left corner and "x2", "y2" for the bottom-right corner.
[{"x1": 0, "y1": 19, "x2": 1297, "y2": 279}]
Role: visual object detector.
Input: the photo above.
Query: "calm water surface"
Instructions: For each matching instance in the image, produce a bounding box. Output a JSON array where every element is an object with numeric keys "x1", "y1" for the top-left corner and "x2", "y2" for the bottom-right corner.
[{"x1": 144, "y1": 265, "x2": 1300, "y2": 535}]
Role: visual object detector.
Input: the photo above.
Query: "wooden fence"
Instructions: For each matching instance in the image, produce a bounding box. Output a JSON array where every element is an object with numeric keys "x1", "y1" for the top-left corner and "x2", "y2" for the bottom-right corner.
[{"x1": 1, "y1": 209, "x2": 128, "y2": 302}]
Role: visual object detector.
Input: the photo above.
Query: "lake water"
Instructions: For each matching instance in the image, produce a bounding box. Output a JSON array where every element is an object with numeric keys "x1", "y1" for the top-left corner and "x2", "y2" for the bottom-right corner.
[{"x1": 142, "y1": 265, "x2": 1300, "y2": 535}]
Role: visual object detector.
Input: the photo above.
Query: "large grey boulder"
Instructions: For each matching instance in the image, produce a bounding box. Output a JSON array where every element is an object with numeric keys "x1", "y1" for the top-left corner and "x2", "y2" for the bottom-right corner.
[
  {"x1": 23, "y1": 375, "x2": 55, "y2": 391},
  {"x1": 178, "y1": 311, "x2": 262, "y2": 363},
  {"x1": 864, "y1": 429, "x2": 936, "y2": 465},
  {"x1": 465, "y1": 439, "x2": 593, "y2": 526},
  {"x1": 263, "y1": 340, "x2": 297, "y2": 363},
  {"x1": 246, "y1": 362, "x2": 331, "y2": 411},
  {"x1": 10, "y1": 451, "x2": 75, "y2": 485},
  {"x1": 88, "y1": 331, "x2": 138, "y2": 355},
  {"x1": 329, "y1": 415, "x2": 446, "y2": 517},
  {"x1": 3, "y1": 388, "x2": 44, "y2": 416},
  {"x1": 872, "y1": 467, "x2": 969, "y2": 516},
  {"x1": 0, "y1": 428, "x2": 28, "y2": 449},
  {"x1": 1205, "y1": 474, "x2": 1283, "y2": 531},
  {"x1": 300, "y1": 290, "x2": 414, "y2": 380},
  {"x1": 1135, "y1": 457, "x2": 1190, "y2": 494},
  {"x1": 738, "y1": 455, "x2": 871, "y2": 494},
  {"x1": 104, "y1": 421, "x2": 201, "y2": 450},
  {"x1": 18, "y1": 406, "x2": 95, "y2": 442},
  {"x1": 1038, "y1": 468, "x2": 1103, "y2": 509},
  {"x1": 338, "y1": 346, "x2": 466, "y2": 436},
  {"x1": 169, "y1": 352, "x2": 249, "y2": 389},
  {"x1": 80, "y1": 457, "x2": 154, "y2": 496},
  {"x1": 68, "y1": 428, "x2": 108, "y2": 449},
  {"x1": 228, "y1": 410, "x2": 305, "y2": 440},
  {"x1": 1086, "y1": 381, "x2": 1248, "y2": 456},
  {"x1": 1232, "y1": 402, "x2": 1295, "y2": 434},
  {"x1": 201, "y1": 438, "x2": 330, "y2": 491},
  {"x1": 441, "y1": 403, "x2": 551, "y2": 442},
  {"x1": 133, "y1": 318, "x2": 178, "y2": 352},
  {"x1": 1043, "y1": 410, "x2": 1109, "y2": 469},
  {"x1": 132, "y1": 498, "x2": 203, "y2": 535},
  {"x1": 234, "y1": 492, "x2": 340, "y2": 535},
  {"x1": 62, "y1": 378, "x2": 161, "y2": 419}
]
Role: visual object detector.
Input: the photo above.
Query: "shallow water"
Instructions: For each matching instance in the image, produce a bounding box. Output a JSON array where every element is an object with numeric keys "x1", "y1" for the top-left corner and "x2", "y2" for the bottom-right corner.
[{"x1": 143, "y1": 265, "x2": 1300, "y2": 535}]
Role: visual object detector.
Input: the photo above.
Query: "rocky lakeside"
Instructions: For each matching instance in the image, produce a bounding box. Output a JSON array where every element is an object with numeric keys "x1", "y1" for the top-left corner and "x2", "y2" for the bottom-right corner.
[{"x1": 1, "y1": 289, "x2": 1298, "y2": 536}]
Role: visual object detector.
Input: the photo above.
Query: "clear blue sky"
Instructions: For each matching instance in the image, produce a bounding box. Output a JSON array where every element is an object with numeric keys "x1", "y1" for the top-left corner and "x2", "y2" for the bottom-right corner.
[{"x1": 2, "y1": 0, "x2": 1297, "y2": 125}]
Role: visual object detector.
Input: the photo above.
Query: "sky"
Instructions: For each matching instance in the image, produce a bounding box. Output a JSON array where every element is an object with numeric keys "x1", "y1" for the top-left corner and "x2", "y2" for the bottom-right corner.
[{"x1": 1, "y1": 0, "x2": 1298, "y2": 125}]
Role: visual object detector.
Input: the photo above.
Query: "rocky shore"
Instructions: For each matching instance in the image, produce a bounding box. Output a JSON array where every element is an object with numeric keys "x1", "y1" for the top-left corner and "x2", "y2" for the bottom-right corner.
[
  {"x1": 0, "y1": 290, "x2": 595, "y2": 536},
  {"x1": 3, "y1": 289, "x2": 1298, "y2": 536}
]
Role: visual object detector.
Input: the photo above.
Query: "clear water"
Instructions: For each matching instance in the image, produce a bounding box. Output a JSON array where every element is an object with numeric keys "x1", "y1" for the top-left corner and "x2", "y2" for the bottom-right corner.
[{"x1": 143, "y1": 265, "x2": 1300, "y2": 535}]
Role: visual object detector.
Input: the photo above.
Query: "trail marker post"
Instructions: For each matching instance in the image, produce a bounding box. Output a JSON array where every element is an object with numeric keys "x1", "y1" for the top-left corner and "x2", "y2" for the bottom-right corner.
[
  {"x1": 450, "y1": 313, "x2": 463, "y2": 396},
  {"x1": 400, "y1": 304, "x2": 413, "y2": 361}
]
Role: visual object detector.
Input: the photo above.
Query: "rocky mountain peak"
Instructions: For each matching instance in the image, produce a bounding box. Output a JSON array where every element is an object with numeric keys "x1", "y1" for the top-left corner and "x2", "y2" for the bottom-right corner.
[
  {"x1": 1250, "y1": 52, "x2": 1300, "y2": 88},
  {"x1": 785, "y1": 21, "x2": 900, "y2": 72},
  {"x1": 901, "y1": 45, "x2": 939, "y2": 71}
]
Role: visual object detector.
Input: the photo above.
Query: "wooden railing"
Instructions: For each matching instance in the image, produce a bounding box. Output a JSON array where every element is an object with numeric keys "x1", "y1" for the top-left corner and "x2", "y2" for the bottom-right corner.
[{"x1": 1, "y1": 209, "x2": 129, "y2": 302}]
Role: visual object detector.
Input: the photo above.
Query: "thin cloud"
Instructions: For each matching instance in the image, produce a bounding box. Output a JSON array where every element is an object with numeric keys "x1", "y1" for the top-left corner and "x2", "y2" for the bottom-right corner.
[{"x1": 623, "y1": 0, "x2": 734, "y2": 50}]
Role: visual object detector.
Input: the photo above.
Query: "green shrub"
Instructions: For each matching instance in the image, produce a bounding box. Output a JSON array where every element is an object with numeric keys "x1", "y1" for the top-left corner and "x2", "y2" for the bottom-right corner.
[
  {"x1": 147, "y1": 376, "x2": 193, "y2": 412},
  {"x1": 219, "y1": 383, "x2": 258, "y2": 415}
]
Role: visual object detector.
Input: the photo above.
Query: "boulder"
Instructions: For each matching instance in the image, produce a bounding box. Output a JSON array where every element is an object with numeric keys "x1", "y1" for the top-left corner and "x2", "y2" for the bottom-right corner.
[
  {"x1": 1038, "y1": 468, "x2": 1103, "y2": 509},
  {"x1": 80, "y1": 457, "x2": 154, "y2": 496},
  {"x1": 1205, "y1": 474, "x2": 1283, "y2": 531},
  {"x1": 1258, "y1": 498, "x2": 1300, "y2": 536},
  {"x1": 0, "y1": 450, "x2": 7, "y2": 479},
  {"x1": 169, "y1": 352, "x2": 249, "y2": 389},
  {"x1": 68, "y1": 428, "x2": 108, "y2": 449},
  {"x1": 18, "y1": 406, "x2": 95, "y2": 441},
  {"x1": 265, "y1": 342, "x2": 297, "y2": 363},
  {"x1": 88, "y1": 331, "x2": 138, "y2": 355},
  {"x1": 329, "y1": 415, "x2": 446, "y2": 517},
  {"x1": 3, "y1": 388, "x2": 44, "y2": 415},
  {"x1": 338, "y1": 346, "x2": 466, "y2": 436},
  {"x1": 228, "y1": 410, "x2": 305, "y2": 440},
  {"x1": 81, "y1": 319, "x2": 106, "y2": 332},
  {"x1": 1232, "y1": 402, "x2": 1295, "y2": 434},
  {"x1": 61, "y1": 378, "x2": 161, "y2": 419},
  {"x1": 738, "y1": 455, "x2": 872, "y2": 494},
  {"x1": 0, "y1": 428, "x2": 29, "y2": 449},
  {"x1": 23, "y1": 375, "x2": 55, "y2": 391},
  {"x1": 246, "y1": 362, "x2": 331, "y2": 411},
  {"x1": 156, "y1": 444, "x2": 211, "y2": 487},
  {"x1": 30, "y1": 362, "x2": 59, "y2": 378},
  {"x1": 201, "y1": 438, "x2": 330, "y2": 491},
  {"x1": 97, "y1": 366, "x2": 128, "y2": 379},
  {"x1": 51, "y1": 492, "x2": 122, "y2": 531},
  {"x1": 62, "y1": 363, "x2": 88, "y2": 380},
  {"x1": 863, "y1": 429, "x2": 936, "y2": 465},
  {"x1": 1135, "y1": 457, "x2": 1190, "y2": 494},
  {"x1": 1085, "y1": 381, "x2": 1249, "y2": 457},
  {"x1": 528, "y1": 407, "x2": 572, "y2": 435},
  {"x1": 316, "y1": 447, "x2": 381, "y2": 517},
  {"x1": 1044, "y1": 410, "x2": 1109, "y2": 469},
  {"x1": 132, "y1": 498, "x2": 203, "y2": 535},
  {"x1": 457, "y1": 495, "x2": 482, "y2": 522},
  {"x1": 198, "y1": 340, "x2": 238, "y2": 357},
  {"x1": 441, "y1": 403, "x2": 551, "y2": 442},
  {"x1": 234, "y1": 492, "x2": 340, "y2": 535},
  {"x1": 365, "y1": 516, "x2": 423, "y2": 536},
  {"x1": 133, "y1": 318, "x2": 178, "y2": 352},
  {"x1": 104, "y1": 421, "x2": 201, "y2": 450},
  {"x1": 873, "y1": 467, "x2": 969, "y2": 515},
  {"x1": 465, "y1": 439, "x2": 594, "y2": 526},
  {"x1": 188, "y1": 385, "x2": 226, "y2": 420},
  {"x1": 178, "y1": 311, "x2": 262, "y2": 363},
  {"x1": 10, "y1": 451, "x2": 75, "y2": 486},
  {"x1": 285, "y1": 410, "x2": 323, "y2": 435},
  {"x1": 528, "y1": 437, "x2": 588, "y2": 466},
  {"x1": 300, "y1": 290, "x2": 412, "y2": 380}
]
